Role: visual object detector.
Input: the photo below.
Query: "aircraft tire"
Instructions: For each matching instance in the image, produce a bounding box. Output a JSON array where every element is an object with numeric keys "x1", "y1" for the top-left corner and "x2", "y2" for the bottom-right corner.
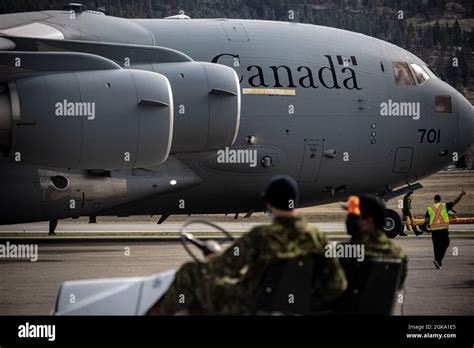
[{"x1": 383, "y1": 209, "x2": 403, "y2": 238}]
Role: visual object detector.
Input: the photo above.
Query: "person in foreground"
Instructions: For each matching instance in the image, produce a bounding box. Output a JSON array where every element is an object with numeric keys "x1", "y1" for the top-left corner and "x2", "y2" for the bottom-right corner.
[
  {"x1": 147, "y1": 175, "x2": 347, "y2": 315},
  {"x1": 345, "y1": 195, "x2": 408, "y2": 290}
]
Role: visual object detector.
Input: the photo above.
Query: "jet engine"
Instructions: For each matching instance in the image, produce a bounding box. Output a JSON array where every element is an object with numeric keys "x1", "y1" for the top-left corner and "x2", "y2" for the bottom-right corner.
[
  {"x1": 0, "y1": 68, "x2": 173, "y2": 169},
  {"x1": 0, "y1": 44, "x2": 241, "y2": 169},
  {"x1": 151, "y1": 61, "x2": 241, "y2": 153}
]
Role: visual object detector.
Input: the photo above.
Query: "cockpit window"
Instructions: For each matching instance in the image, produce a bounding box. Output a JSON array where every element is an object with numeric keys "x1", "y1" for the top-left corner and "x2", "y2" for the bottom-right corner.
[
  {"x1": 435, "y1": 96, "x2": 452, "y2": 113},
  {"x1": 393, "y1": 62, "x2": 415, "y2": 86},
  {"x1": 410, "y1": 64, "x2": 430, "y2": 84}
]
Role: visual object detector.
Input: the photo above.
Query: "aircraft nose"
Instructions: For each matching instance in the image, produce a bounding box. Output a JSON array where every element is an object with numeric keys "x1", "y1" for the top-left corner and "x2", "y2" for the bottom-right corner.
[{"x1": 458, "y1": 95, "x2": 474, "y2": 154}]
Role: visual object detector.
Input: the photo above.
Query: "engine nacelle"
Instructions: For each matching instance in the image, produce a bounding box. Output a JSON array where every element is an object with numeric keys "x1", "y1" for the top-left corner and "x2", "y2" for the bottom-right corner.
[
  {"x1": 150, "y1": 62, "x2": 241, "y2": 153},
  {"x1": 0, "y1": 69, "x2": 173, "y2": 169}
]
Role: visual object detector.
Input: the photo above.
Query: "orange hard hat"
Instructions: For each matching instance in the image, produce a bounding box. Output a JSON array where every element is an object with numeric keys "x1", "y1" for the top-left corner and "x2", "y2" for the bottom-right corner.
[{"x1": 346, "y1": 195, "x2": 361, "y2": 216}]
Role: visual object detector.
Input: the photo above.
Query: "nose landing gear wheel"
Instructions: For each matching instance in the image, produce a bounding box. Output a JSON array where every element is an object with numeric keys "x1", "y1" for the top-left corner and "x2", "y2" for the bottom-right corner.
[{"x1": 384, "y1": 209, "x2": 403, "y2": 238}]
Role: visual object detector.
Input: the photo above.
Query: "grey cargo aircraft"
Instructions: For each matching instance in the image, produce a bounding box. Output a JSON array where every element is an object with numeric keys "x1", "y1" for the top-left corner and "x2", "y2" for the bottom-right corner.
[{"x1": 0, "y1": 4, "x2": 472, "y2": 237}]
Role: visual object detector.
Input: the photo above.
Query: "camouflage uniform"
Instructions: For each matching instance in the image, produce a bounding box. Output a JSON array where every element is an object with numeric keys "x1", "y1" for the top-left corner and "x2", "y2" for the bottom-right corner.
[
  {"x1": 352, "y1": 231, "x2": 408, "y2": 289},
  {"x1": 148, "y1": 216, "x2": 347, "y2": 315},
  {"x1": 402, "y1": 193, "x2": 414, "y2": 231}
]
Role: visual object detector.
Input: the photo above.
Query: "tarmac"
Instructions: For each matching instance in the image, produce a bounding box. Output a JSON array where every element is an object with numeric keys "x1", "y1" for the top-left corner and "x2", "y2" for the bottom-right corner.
[
  {"x1": 0, "y1": 221, "x2": 473, "y2": 235},
  {"x1": 0, "y1": 222, "x2": 473, "y2": 315}
]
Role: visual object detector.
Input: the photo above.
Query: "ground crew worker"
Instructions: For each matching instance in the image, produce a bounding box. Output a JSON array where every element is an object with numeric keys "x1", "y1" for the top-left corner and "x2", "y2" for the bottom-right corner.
[
  {"x1": 401, "y1": 191, "x2": 422, "y2": 236},
  {"x1": 426, "y1": 190, "x2": 466, "y2": 269},
  {"x1": 147, "y1": 175, "x2": 347, "y2": 315},
  {"x1": 346, "y1": 195, "x2": 408, "y2": 289}
]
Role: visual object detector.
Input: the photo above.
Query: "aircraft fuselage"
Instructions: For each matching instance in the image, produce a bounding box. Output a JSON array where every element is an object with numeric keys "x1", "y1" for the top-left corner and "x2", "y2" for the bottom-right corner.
[{"x1": 0, "y1": 12, "x2": 472, "y2": 223}]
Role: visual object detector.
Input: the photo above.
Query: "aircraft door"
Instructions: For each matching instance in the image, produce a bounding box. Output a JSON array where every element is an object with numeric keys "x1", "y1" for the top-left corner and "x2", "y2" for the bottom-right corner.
[
  {"x1": 393, "y1": 147, "x2": 413, "y2": 173},
  {"x1": 299, "y1": 140, "x2": 323, "y2": 182}
]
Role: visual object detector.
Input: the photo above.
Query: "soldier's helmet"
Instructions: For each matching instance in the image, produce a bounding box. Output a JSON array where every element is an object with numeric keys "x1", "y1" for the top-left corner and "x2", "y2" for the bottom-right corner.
[{"x1": 262, "y1": 175, "x2": 299, "y2": 211}]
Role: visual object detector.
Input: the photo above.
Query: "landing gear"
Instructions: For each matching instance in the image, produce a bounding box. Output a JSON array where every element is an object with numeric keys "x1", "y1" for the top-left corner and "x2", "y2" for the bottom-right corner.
[
  {"x1": 157, "y1": 214, "x2": 170, "y2": 224},
  {"x1": 49, "y1": 219, "x2": 58, "y2": 236},
  {"x1": 383, "y1": 209, "x2": 403, "y2": 238}
]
